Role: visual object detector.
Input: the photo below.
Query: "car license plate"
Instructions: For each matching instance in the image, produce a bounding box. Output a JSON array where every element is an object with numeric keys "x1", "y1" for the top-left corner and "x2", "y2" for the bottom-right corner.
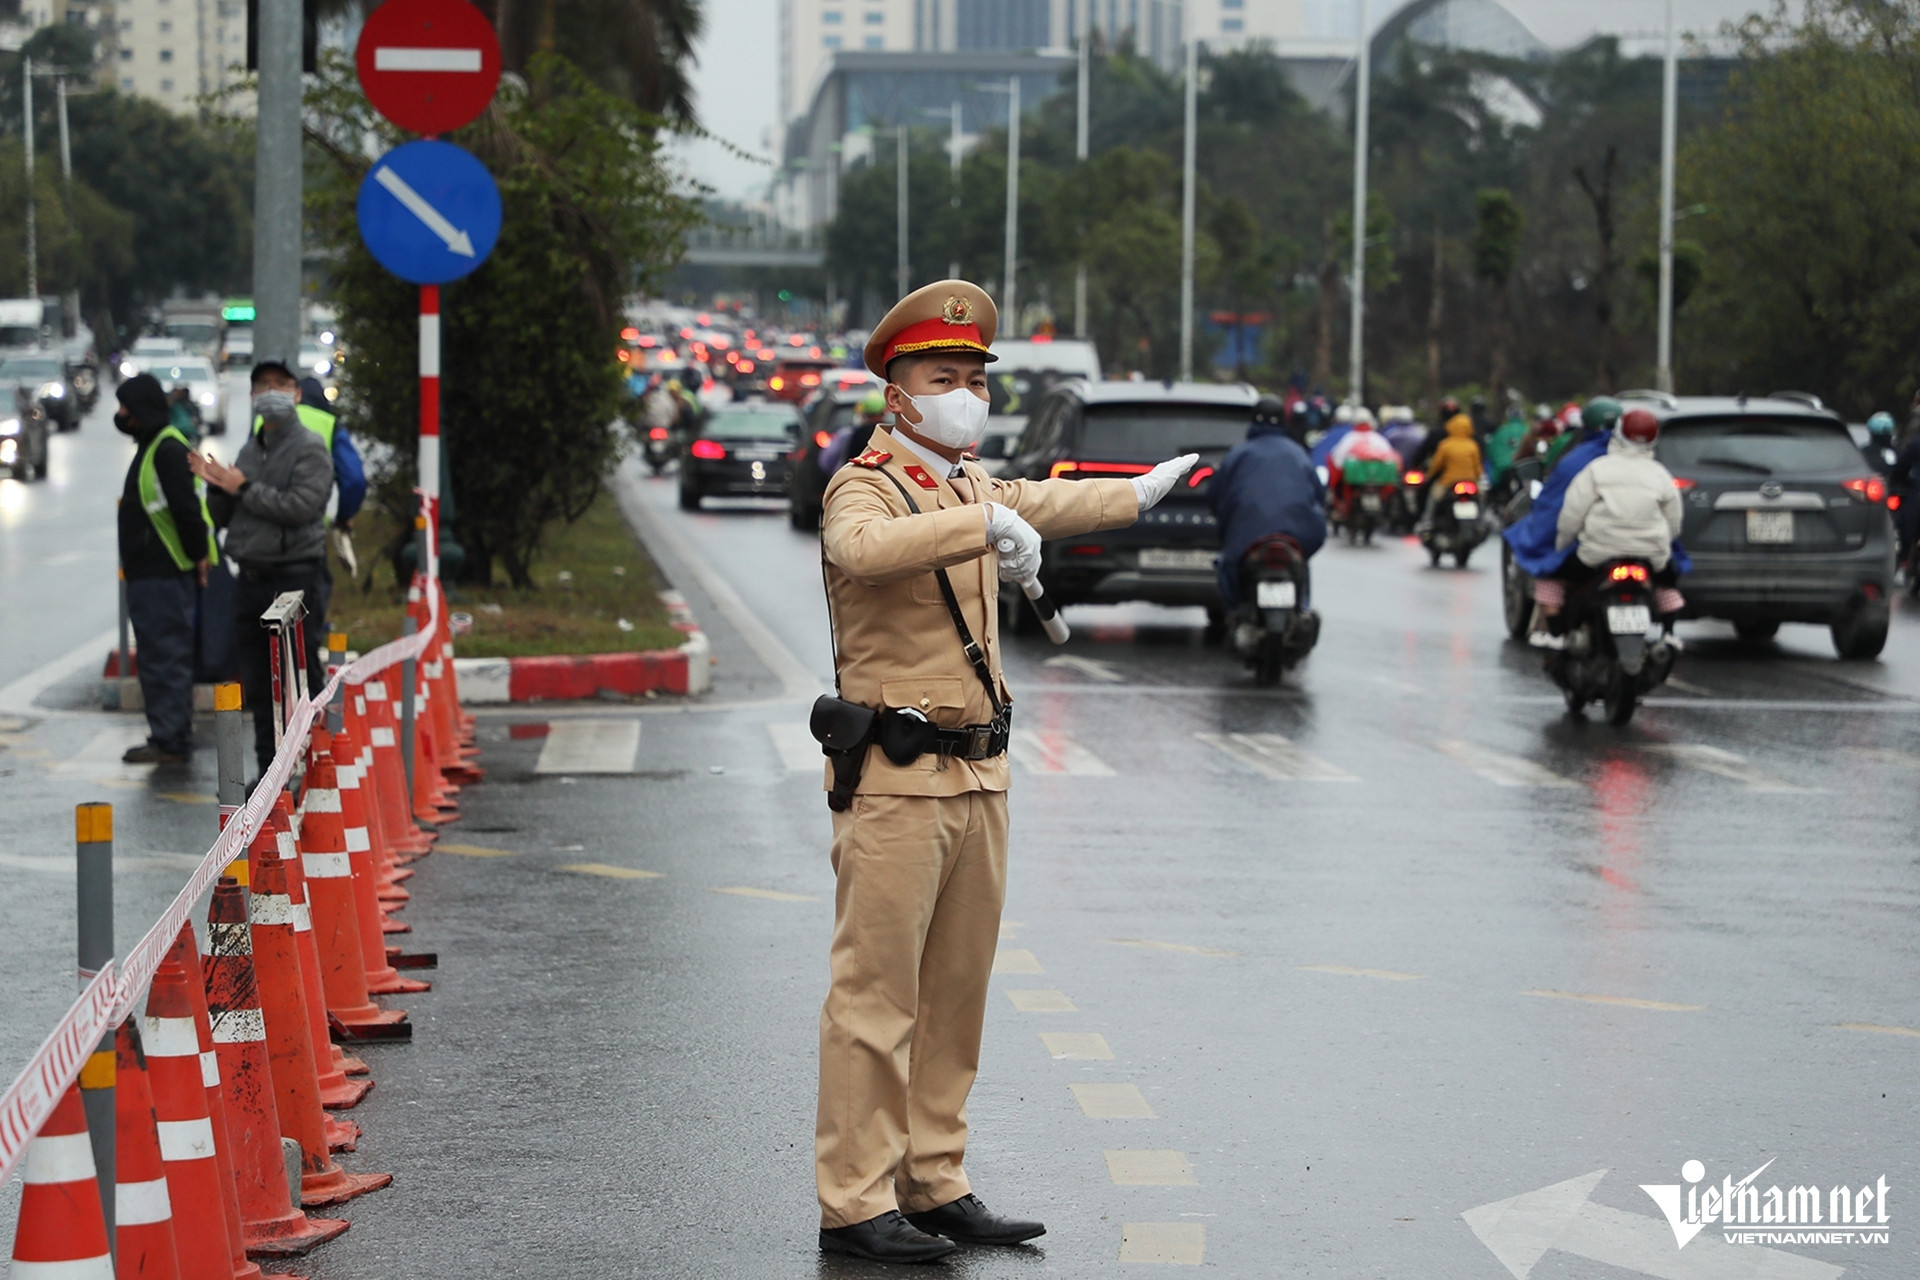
[
  {"x1": 1607, "y1": 604, "x2": 1651, "y2": 635},
  {"x1": 1255, "y1": 580, "x2": 1297, "y2": 609},
  {"x1": 1453, "y1": 501, "x2": 1479, "y2": 520},
  {"x1": 1746, "y1": 510, "x2": 1794, "y2": 543},
  {"x1": 1138, "y1": 547, "x2": 1214, "y2": 571},
  {"x1": 1360, "y1": 493, "x2": 1383, "y2": 513}
]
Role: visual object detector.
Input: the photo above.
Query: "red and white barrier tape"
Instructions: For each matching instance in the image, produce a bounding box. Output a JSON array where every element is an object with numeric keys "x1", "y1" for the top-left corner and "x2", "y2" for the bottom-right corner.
[{"x1": 0, "y1": 553, "x2": 443, "y2": 1187}]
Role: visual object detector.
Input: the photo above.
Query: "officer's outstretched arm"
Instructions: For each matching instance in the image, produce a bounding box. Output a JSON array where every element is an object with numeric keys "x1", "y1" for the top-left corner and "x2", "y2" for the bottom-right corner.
[
  {"x1": 823, "y1": 475, "x2": 991, "y2": 585},
  {"x1": 985, "y1": 475, "x2": 1139, "y2": 540}
]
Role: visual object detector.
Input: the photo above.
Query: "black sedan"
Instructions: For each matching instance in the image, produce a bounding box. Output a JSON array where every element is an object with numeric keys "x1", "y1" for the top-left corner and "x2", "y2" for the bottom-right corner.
[{"x1": 679, "y1": 403, "x2": 802, "y2": 510}]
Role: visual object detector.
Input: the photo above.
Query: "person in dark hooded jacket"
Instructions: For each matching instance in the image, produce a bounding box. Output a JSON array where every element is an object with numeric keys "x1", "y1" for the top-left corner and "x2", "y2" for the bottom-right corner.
[
  {"x1": 116, "y1": 373, "x2": 215, "y2": 763},
  {"x1": 1208, "y1": 396, "x2": 1328, "y2": 608}
]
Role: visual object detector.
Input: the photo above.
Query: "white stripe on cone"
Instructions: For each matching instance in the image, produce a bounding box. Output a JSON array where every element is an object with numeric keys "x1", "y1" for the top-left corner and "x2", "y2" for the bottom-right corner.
[
  {"x1": 210, "y1": 1008, "x2": 265, "y2": 1044},
  {"x1": 20, "y1": 1132, "x2": 96, "y2": 1184},
  {"x1": 303, "y1": 852, "x2": 351, "y2": 878},
  {"x1": 115, "y1": 1175, "x2": 172, "y2": 1226},
  {"x1": 248, "y1": 893, "x2": 293, "y2": 927},
  {"x1": 8, "y1": 1256, "x2": 115, "y2": 1278},
  {"x1": 305, "y1": 788, "x2": 342, "y2": 814},
  {"x1": 199, "y1": 1050, "x2": 220, "y2": 1087},
  {"x1": 156, "y1": 1117, "x2": 216, "y2": 1162},
  {"x1": 345, "y1": 826, "x2": 371, "y2": 853},
  {"x1": 139, "y1": 1015, "x2": 199, "y2": 1058}
]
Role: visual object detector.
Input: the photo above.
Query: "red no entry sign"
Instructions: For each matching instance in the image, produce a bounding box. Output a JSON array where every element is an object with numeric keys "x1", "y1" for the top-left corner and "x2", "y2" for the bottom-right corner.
[{"x1": 355, "y1": 0, "x2": 502, "y2": 136}]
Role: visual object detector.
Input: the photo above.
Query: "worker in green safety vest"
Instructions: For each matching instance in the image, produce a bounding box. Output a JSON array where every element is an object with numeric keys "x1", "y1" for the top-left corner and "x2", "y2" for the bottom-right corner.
[{"x1": 116, "y1": 373, "x2": 218, "y2": 764}]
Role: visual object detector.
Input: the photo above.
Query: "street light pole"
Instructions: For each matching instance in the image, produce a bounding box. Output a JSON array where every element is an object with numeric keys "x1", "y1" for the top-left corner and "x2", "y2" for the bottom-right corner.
[
  {"x1": 1002, "y1": 74, "x2": 1020, "y2": 330},
  {"x1": 1075, "y1": 29, "x2": 1089, "y2": 339},
  {"x1": 948, "y1": 102, "x2": 961, "y2": 279},
  {"x1": 23, "y1": 55, "x2": 35, "y2": 302},
  {"x1": 896, "y1": 125, "x2": 910, "y2": 298},
  {"x1": 1178, "y1": 28, "x2": 1197, "y2": 382},
  {"x1": 1347, "y1": 0, "x2": 1370, "y2": 408},
  {"x1": 253, "y1": 0, "x2": 304, "y2": 363},
  {"x1": 1656, "y1": 0, "x2": 1678, "y2": 393}
]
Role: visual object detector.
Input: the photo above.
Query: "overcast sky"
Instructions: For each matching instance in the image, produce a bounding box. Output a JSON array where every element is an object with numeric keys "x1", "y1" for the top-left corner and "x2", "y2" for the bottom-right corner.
[{"x1": 663, "y1": 0, "x2": 1786, "y2": 204}]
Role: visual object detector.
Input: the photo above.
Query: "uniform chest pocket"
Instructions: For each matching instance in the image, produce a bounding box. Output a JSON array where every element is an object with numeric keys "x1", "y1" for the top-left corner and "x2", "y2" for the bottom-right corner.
[{"x1": 881, "y1": 676, "x2": 968, "y2": 723}]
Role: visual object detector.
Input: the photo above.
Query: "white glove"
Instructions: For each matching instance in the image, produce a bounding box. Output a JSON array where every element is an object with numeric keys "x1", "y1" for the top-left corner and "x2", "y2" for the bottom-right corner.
[
  {"x1": 984, "y1": 502, "x2": 1042, "y2": 584},
  {"x1": 1132, "y1": 453, "x2": 1200, "y2": 510}
]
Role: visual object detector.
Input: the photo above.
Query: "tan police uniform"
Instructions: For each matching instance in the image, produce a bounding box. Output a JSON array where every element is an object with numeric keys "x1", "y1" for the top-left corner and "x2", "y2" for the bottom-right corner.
[{"x1": 815, "y1": 281, "x2": 1140, "y2": 1228}]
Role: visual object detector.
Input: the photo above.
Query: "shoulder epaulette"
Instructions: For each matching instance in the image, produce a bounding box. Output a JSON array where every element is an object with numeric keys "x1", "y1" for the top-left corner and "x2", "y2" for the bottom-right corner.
[{"x1": 850, "y1": 448, "x2": 892, "y2": 469}]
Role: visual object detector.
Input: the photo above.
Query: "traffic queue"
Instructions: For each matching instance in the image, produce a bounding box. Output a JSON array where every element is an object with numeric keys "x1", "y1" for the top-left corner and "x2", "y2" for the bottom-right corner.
[{"x1": 626, "y1": 300, "x2": 1917, "y2": 723}]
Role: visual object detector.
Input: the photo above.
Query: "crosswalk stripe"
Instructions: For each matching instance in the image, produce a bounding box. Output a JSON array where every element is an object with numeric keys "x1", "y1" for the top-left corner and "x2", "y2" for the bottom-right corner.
[
  {"x1": 767, "y1": 722, "x2": 822, "y2": 772},
  {"x1": 1041, "y1": 1032, "x2": 1114, "y2": 1059},
  {"x1": 992, "y1": 948, "x2": 1042, "y2": 975},
  {"x1": 1105, "y1": 1150, "x2": 1198, "y2": 1187},
  {"x1": 559, "y1": 863, "x2": 661, "y2": 879},
  {"x1": 1432, "y1": 739, "x2": 1578, "y2": 788},
  {"x1": 1010, "y1": 729, "x2": 1116, "y2": 775},
  {"x1": 533, "y1": 719, "x2": 640, "y2": 774},
  {"x1": 1071, "y1": 1082, "x2": 1155, "y2": 1118},
  {"x1": 1120, "y1": 1222, "x2": 1206, "y2": 1264},
  {"x1": 1195, "y1": 732, "x2": 1355, "y2": 781},
  {"x1": 1640, "y1": 744, "x2": 1813, "y2": 792},
  {"x1": 711, "y1": 886, "x2": 817, "y2": 902}
]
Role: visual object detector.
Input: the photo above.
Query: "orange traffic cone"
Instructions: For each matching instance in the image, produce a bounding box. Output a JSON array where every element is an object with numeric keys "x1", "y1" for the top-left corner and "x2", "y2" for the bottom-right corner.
[
  {"x1": 409, "y1": 684, "x2": 460, "y2": 825},
  {"x1": 203, "y1": 877, "x2": 348, "y2": 1256},
  {"x1": 115, "y1": 1020, "x2": 184, "y2": 1279},
  {"x1": 145, "y1": 953, "x2": 260, "y2": 1280},
  {"x1": 246, "y1": 849, "x2": 391, "y2": 1208},
  {"x1": 298, "y1": 732, "x2": 409, "y2": 1040},
  {"x1": 267, "y1": 796, "x2": 373, "y2": 1107},
  {"x1": 358, "y1": 678, "x2": 432, "y2": 858},
  {"x1": 9, "y1": 1082, "x2": 114, "y2": 1278},
  {"x1": 332, "y1": 718, "x2": 429, "y2": 995},
  {"x1": 431, "y1": 579, "x2": 478, "y2": 747}
]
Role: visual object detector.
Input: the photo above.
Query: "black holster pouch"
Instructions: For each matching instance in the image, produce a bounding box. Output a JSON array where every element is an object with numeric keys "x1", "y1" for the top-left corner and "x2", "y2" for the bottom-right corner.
[
  {"x1": 876, "y1": 708, "x2": 938, "y2": 766},
  {"x1": 810, "y1": 694, "x2": 878, "y2": 812}
]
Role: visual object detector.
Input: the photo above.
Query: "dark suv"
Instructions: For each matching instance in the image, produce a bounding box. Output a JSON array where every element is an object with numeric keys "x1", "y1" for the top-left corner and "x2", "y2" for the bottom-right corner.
[
  {"x1": 1503, "y1": 393, "x2": 1896, "y2": 658},
  {"x1": 997, "y1": 381, "x2": 1258, "y2": 631}
]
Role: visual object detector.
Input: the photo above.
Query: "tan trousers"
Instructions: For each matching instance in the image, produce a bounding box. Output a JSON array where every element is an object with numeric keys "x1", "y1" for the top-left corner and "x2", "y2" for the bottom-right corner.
[{"x1": 816, "y1": 789, "x2": 1008, "y2": 1228}]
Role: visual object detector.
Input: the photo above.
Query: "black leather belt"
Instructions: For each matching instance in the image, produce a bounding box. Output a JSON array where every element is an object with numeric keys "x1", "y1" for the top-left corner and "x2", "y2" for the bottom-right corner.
[
  {"x1": 931, "y1": 720, "x2": 1010, "y2": 760},
  {"x1": 236, "y1": 559, "x2": 323, "y2": 583}
]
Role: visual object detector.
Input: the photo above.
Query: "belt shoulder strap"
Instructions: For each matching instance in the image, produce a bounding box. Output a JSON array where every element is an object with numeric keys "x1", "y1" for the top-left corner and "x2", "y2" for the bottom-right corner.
[{"x1": 872, "y1": 467, "x2": 1003, "y2": 718}]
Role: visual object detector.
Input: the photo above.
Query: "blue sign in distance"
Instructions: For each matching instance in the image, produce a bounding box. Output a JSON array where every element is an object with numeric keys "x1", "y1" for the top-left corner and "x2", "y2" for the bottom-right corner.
[{"x1": 356, "y1": 139, "x2": 502, "y2": 284}]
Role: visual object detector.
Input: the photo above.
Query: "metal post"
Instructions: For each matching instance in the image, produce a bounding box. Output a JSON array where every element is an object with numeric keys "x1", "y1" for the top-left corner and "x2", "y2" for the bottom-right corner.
[
  {"x1": 56, "y1": 75, "x2": 70, "y2": 184},
  {"x1": 419, "y1": 285, "x2": 441, "y2": 584},
  {"x1": 1347, "y1": 0, "x2": 1371, "y2": 407},
  {"x1": 1178, "y1": 29, "x2": 1197, "y2": 382},
  {"x1": 1075, "y1": 31, "x2": 1089, "y2": 340},
  {"x1": 215, "y1": 682, "x2": 246, "y2": 837},
  {"x1": 23, "y1": 55, "x2": 36, "y2": 302},
  {"x1": 400, "y1": 615, "x2": 418, "y2": 802},
  {"x1": 896, "y1": 125, "x2": 910, "y2": 298},
  {"x1": 948, "y1": 101, "x2": 961, "y2": 279},
  {"x1": 252, "y1": 0, "x2": 302, "y2": 364},
  {"x1": 1002, "y1": 75, "x2": 1020, "y2": 331},
  {"x1": 75, "y1": 802, "x2": 115, "y2": 1249},
  {"x1": 1656, "y1": 0, "x2": 1678, "y2": 394}
]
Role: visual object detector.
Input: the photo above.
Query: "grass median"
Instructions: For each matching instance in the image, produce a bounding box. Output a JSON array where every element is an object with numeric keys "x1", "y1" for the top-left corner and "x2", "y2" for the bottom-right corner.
[{"x1": 329, "y1": 489, "x2": 686, "y2": 659}]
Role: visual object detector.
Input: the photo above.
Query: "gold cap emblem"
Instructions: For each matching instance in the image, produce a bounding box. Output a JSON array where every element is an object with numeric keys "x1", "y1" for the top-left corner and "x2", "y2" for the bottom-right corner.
[{"x1": 941, "y1": 295, "x2": 972, "y2": 325}]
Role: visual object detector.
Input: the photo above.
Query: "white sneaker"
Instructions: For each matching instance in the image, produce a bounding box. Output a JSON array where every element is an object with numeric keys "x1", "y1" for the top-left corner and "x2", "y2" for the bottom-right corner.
[{"x1": 1529, "y1": 631, "x2": 1566, "y2": 650}]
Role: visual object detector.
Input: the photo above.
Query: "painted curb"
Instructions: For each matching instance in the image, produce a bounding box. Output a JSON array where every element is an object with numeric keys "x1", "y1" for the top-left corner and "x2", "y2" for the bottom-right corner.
[{"x1": 452, "y1": 590, "x2": 711, "y2": 704}]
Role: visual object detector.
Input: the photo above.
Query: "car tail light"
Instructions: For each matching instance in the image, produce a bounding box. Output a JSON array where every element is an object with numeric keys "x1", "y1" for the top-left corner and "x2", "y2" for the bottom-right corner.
[
  {"x1": 1609, "y1": 563, "x2": 1650, "y2": 582},
  {"x1": 690, "y1": 439, "x2": 726, "y2": 460},
  {"x1": 1841, "y1": 476, "x2": 1887, "y2": 504},
  {"x1": 738, "y1": 360, "x2": 755, "y2": 373},
  {"x1": 809, "y1": 347, "x2": 822, "y2": 358},
  {"x1": 814, "y1": 429, "x2": 833, "y2": 449},
  {"x1": 1672, "y1": 476, "x2": 1695, "y2": 490},
  {"x1": 725, "y1": 350, "x2": 740, "y2": 364},
  {"x1": 621, "y1": 327, "x2": 640, "y2": 341},
  {"x1": 697, "y1": 313, "x2": 711, "y2": 325},
  {"x1": 789, "y1": 335, "x2": 803, "y2": 346},
  {"x1": 1890, "y1": 494, "x2": 1903, "y2": 511},
  {"x1": 648, "y1": 427, "x2": 668, "y2": 440},
  {"x1": 1453, "y1": 480, "x2": 1478, "y2": 496},
  {"x1": 801, "y1": 373, "x2": 821, "y2": 387},
  {"x1": 1066, "y1": 544, "x2": 1105, "y2": 556},
  {"x1": 1404, "y1": 470, "x2": 1425, "y2": 485},
  {"x1": 759, "y1": 348, "x2": 775, "y2": 360},
  {"x1": 1187, "y1": 466, "x2": 1214, "y2": 488},
  {"x1": 680, "y1": 327, "x2": 694, "y2": 339},
  {"x1": 769, "y1": 376, "x2": 786, "y2": 391},
  {"x1": 1049, "y1": 460, "x2": 1155, "y2": 480},
  {"x1": 638, "y1": 335, "x2": 655, "y2": 348}
]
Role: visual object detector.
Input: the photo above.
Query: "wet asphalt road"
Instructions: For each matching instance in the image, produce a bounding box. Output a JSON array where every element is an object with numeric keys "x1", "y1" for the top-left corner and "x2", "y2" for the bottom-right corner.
[{"x1": 2, "y1": 447, "x2": 1917, "y2": 1278}]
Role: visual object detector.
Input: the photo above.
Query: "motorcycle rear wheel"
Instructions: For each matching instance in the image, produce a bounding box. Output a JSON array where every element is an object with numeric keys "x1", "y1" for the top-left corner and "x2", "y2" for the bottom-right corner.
[
  {"x1": 1563, "y1": 685, "x2": 1585, "y2": 717},
  {"x1": 1252, "y1": 644, "x2": 1284, "y2": 687},
  {"x1": 1604, "y1": 677, "x2": 1637, "y2": 726}
]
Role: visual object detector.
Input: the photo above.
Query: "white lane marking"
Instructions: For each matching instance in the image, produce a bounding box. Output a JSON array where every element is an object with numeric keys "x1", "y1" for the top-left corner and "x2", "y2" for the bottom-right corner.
[
  {"x1": 1433, "y1": 740, "x2": 1578, "y2": 788},
  {"x1": 533, "y1": 719, "x2": 640, "y2": 774},
  {"x1": 1010, "y1": 729, "x2": 1115, "y2": 776},
  {"x1": 1105, "y1": 1150, "x2": 1198, "y2": 1186},
  {"x1": 1522, "y1": 989, "x2": 1702, "y2": 1012},
  {"x1": 1837, "y1": 1021, "x2": 1920, "y2": 1037},
  {"x1": 1639, "y1": 744, "x2": 1814, "y2": 792},
  {"x1": 1664, "y1": 676, "x2": 1715, "y2": 696},
  {"x1": 1847, "y1": 747, "x2": 1920, "y2": 770},
  {"x1": 559, "y1": 863, "x2": 662, "y2": 880},
  {"x1": 1119, "y1": 1222, "x2": 1205, "y2": 1264},
  {"x1": 1463, "y1": 1168, "x2": 1842, "y2": 1280},
  {"x1": 1195, "y1": 732, "x2": 1355, "y2": 781},
  {"x1": 1107, "y1": 938, "x2": 1236, "y2": 958},
  {"x1": 611, "y1": 464, "x2": 823, "y2": 699},
  {"x1": 711, "y1": 886, "x2": 818, "y2": 901},
  {"x1": 1043, "y1": 654, "x2": 1126, "y2": 683},
  {"x1": 50, "y1": 725, "x2": 156, "y2": 779},
  {"x1": 991, "y1": 948, "x2": 1042, "y2": 975},
  {"x1": 373, "y1": 165, "x2": 478, "y2": 256},
  {"x1": 1071, "y1": 1082, "x2": 1155, "y2": 1118},
  {"x1": 1301, "y1": 964, "x2": 1425, "y2": 981},
  {"x1": 767, "y1": 722, "x2": 822, "y2": 772},
  {"x1": 373, "y1": 46, "x2": 484, "y2": 71},
  {"x1": 1041, "y1": 1032, "x2": 1113, "y2": 1060},
  {"x1": 1006, "y1": 989, "x2": 1076, "y2": 1012},
  {"x1": 0, "y1": 625, "x2": 121, "y2": 715}
]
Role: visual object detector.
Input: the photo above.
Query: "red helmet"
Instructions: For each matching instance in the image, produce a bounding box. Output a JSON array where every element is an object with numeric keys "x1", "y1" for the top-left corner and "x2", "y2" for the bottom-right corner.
[{"x1": 1620, "y1": 408, "x2": 1660, "y2": 444}]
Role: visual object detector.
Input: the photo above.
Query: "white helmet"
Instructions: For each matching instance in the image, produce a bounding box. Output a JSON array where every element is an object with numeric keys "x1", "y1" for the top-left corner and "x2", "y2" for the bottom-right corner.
[{"x1": 1333, "y1": 404, "x2": 1355, "y2": 425}]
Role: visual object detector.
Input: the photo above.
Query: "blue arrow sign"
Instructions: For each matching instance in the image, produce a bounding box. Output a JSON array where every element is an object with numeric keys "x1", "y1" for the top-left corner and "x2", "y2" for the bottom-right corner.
[{"x1": 356, "y1": 139, "x2": 502, "y2": 284}]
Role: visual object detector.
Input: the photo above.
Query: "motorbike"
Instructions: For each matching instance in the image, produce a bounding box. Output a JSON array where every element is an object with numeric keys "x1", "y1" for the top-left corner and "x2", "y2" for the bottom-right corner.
[
  {"x1": 1229, "y1": 534, "x2": 1321, "y2": 686},
  {"x1": 1392, "y1": 467, "x2": 1426, "y2": 534},
  {"x1": 643, "y1": 424, "x2": 677, "y2": 474},
  {"x1": 1545, "y1": 558, "x2": 1679, "y2": 725},
  {"x1": 1418, "y1": 479, "x2": 1489, "y2": 568},
  {"x1": 1331, "y1": 458, "x2": 1399, "y2": 546}
]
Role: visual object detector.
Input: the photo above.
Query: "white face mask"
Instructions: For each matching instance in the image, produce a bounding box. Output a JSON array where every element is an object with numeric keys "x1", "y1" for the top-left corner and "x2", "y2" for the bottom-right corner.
[{"x1": 902, "y1": 386, "x2": 989, "y2": 451}]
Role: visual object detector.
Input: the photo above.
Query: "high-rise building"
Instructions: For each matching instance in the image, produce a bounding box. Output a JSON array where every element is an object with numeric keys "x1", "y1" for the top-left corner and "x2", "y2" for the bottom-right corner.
[{"x1": 109, "y1": 0, "x2": 248, "y2": 110}]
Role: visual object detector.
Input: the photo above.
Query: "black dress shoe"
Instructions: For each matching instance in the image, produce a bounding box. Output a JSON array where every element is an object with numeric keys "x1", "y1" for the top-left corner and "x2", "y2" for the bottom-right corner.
[
  {"x1": 905, "y1": 1194, "x2": 1046, "y2": 1246},
  {"x1": 819, "y1": 1210, "x2": 958, "y2": 1263}
]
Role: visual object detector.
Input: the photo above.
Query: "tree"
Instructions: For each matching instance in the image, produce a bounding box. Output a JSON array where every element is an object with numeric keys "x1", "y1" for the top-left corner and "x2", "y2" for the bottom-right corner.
[
  {"x1": 306, "y1": 52, "x2": 699, "y2": 587},
  {"x1": 1474, "y1": 188, "x2": 1523, "y2": 401},
  {"x1": 473, "y1": 0, "x2": 704, "y2": 121}
]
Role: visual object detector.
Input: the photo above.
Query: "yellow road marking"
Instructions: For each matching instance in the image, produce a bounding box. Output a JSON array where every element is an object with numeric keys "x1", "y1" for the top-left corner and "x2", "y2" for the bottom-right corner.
[
  {"x1": 1041, "y1": 1032, "x2": 1113, "y2": 1060},
  {"x1": 156, "y1": 791, "x2": 217, "y2": 804},
  {"x1": 1007, "y1": 989, "x2": 1076, "y2": 1012},
  {"x1": 1838, "y1": 1022, "x2": 1920, "y2": 1037},
  {"x1": 1301, "y1": 964, "x2": 1425, "y2": 981},
  {"x1": 711, "y1": 886, "x2": 816, "y2": 901},
  {"x1": 1071, "y1": 1083, "x2": 1155, "y2": 1119},
  {"x1": 1105, "y1": 1150, "x2": 1196, "y2": 1186},
  {"x1": 992, "y1": 948, "x2": 1042, "y2": 975},
  {"x1": 1108, "y1": 938, "x2": 1236, "y2": 958},
  {"x1": 1119, "y1": 1222, "x2": 1205, "y2": 1264},
  {"x1": 439, "y1": 843, "x2": 517, "y2": 857},
  {"x1": 1523, "y1": 988, "x2": 1702, "y2": 1012},
  {"x1": 560, "y1": 863, "x2": 663, "y2": 879},
  {"x1": 998, "y1": 920, "x2": 1025, "y2": 940}
]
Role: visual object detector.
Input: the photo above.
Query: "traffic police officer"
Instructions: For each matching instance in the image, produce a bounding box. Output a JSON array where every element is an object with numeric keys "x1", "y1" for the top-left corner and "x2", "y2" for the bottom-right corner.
[{"x1": 814, "y1": 280, "x2": 1195, "y2": 1263}]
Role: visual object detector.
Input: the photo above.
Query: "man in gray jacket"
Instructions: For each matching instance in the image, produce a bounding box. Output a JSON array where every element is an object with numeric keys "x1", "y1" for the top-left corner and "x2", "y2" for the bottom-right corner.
[{"x1": 193, "y1": 360, "x2": 335, "y2": 773}]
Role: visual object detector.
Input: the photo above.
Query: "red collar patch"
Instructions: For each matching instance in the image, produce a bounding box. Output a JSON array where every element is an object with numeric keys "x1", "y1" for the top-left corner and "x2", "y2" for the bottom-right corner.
[{"x1": 902, "y1": 464, "x2": 940, "y2": 489}]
